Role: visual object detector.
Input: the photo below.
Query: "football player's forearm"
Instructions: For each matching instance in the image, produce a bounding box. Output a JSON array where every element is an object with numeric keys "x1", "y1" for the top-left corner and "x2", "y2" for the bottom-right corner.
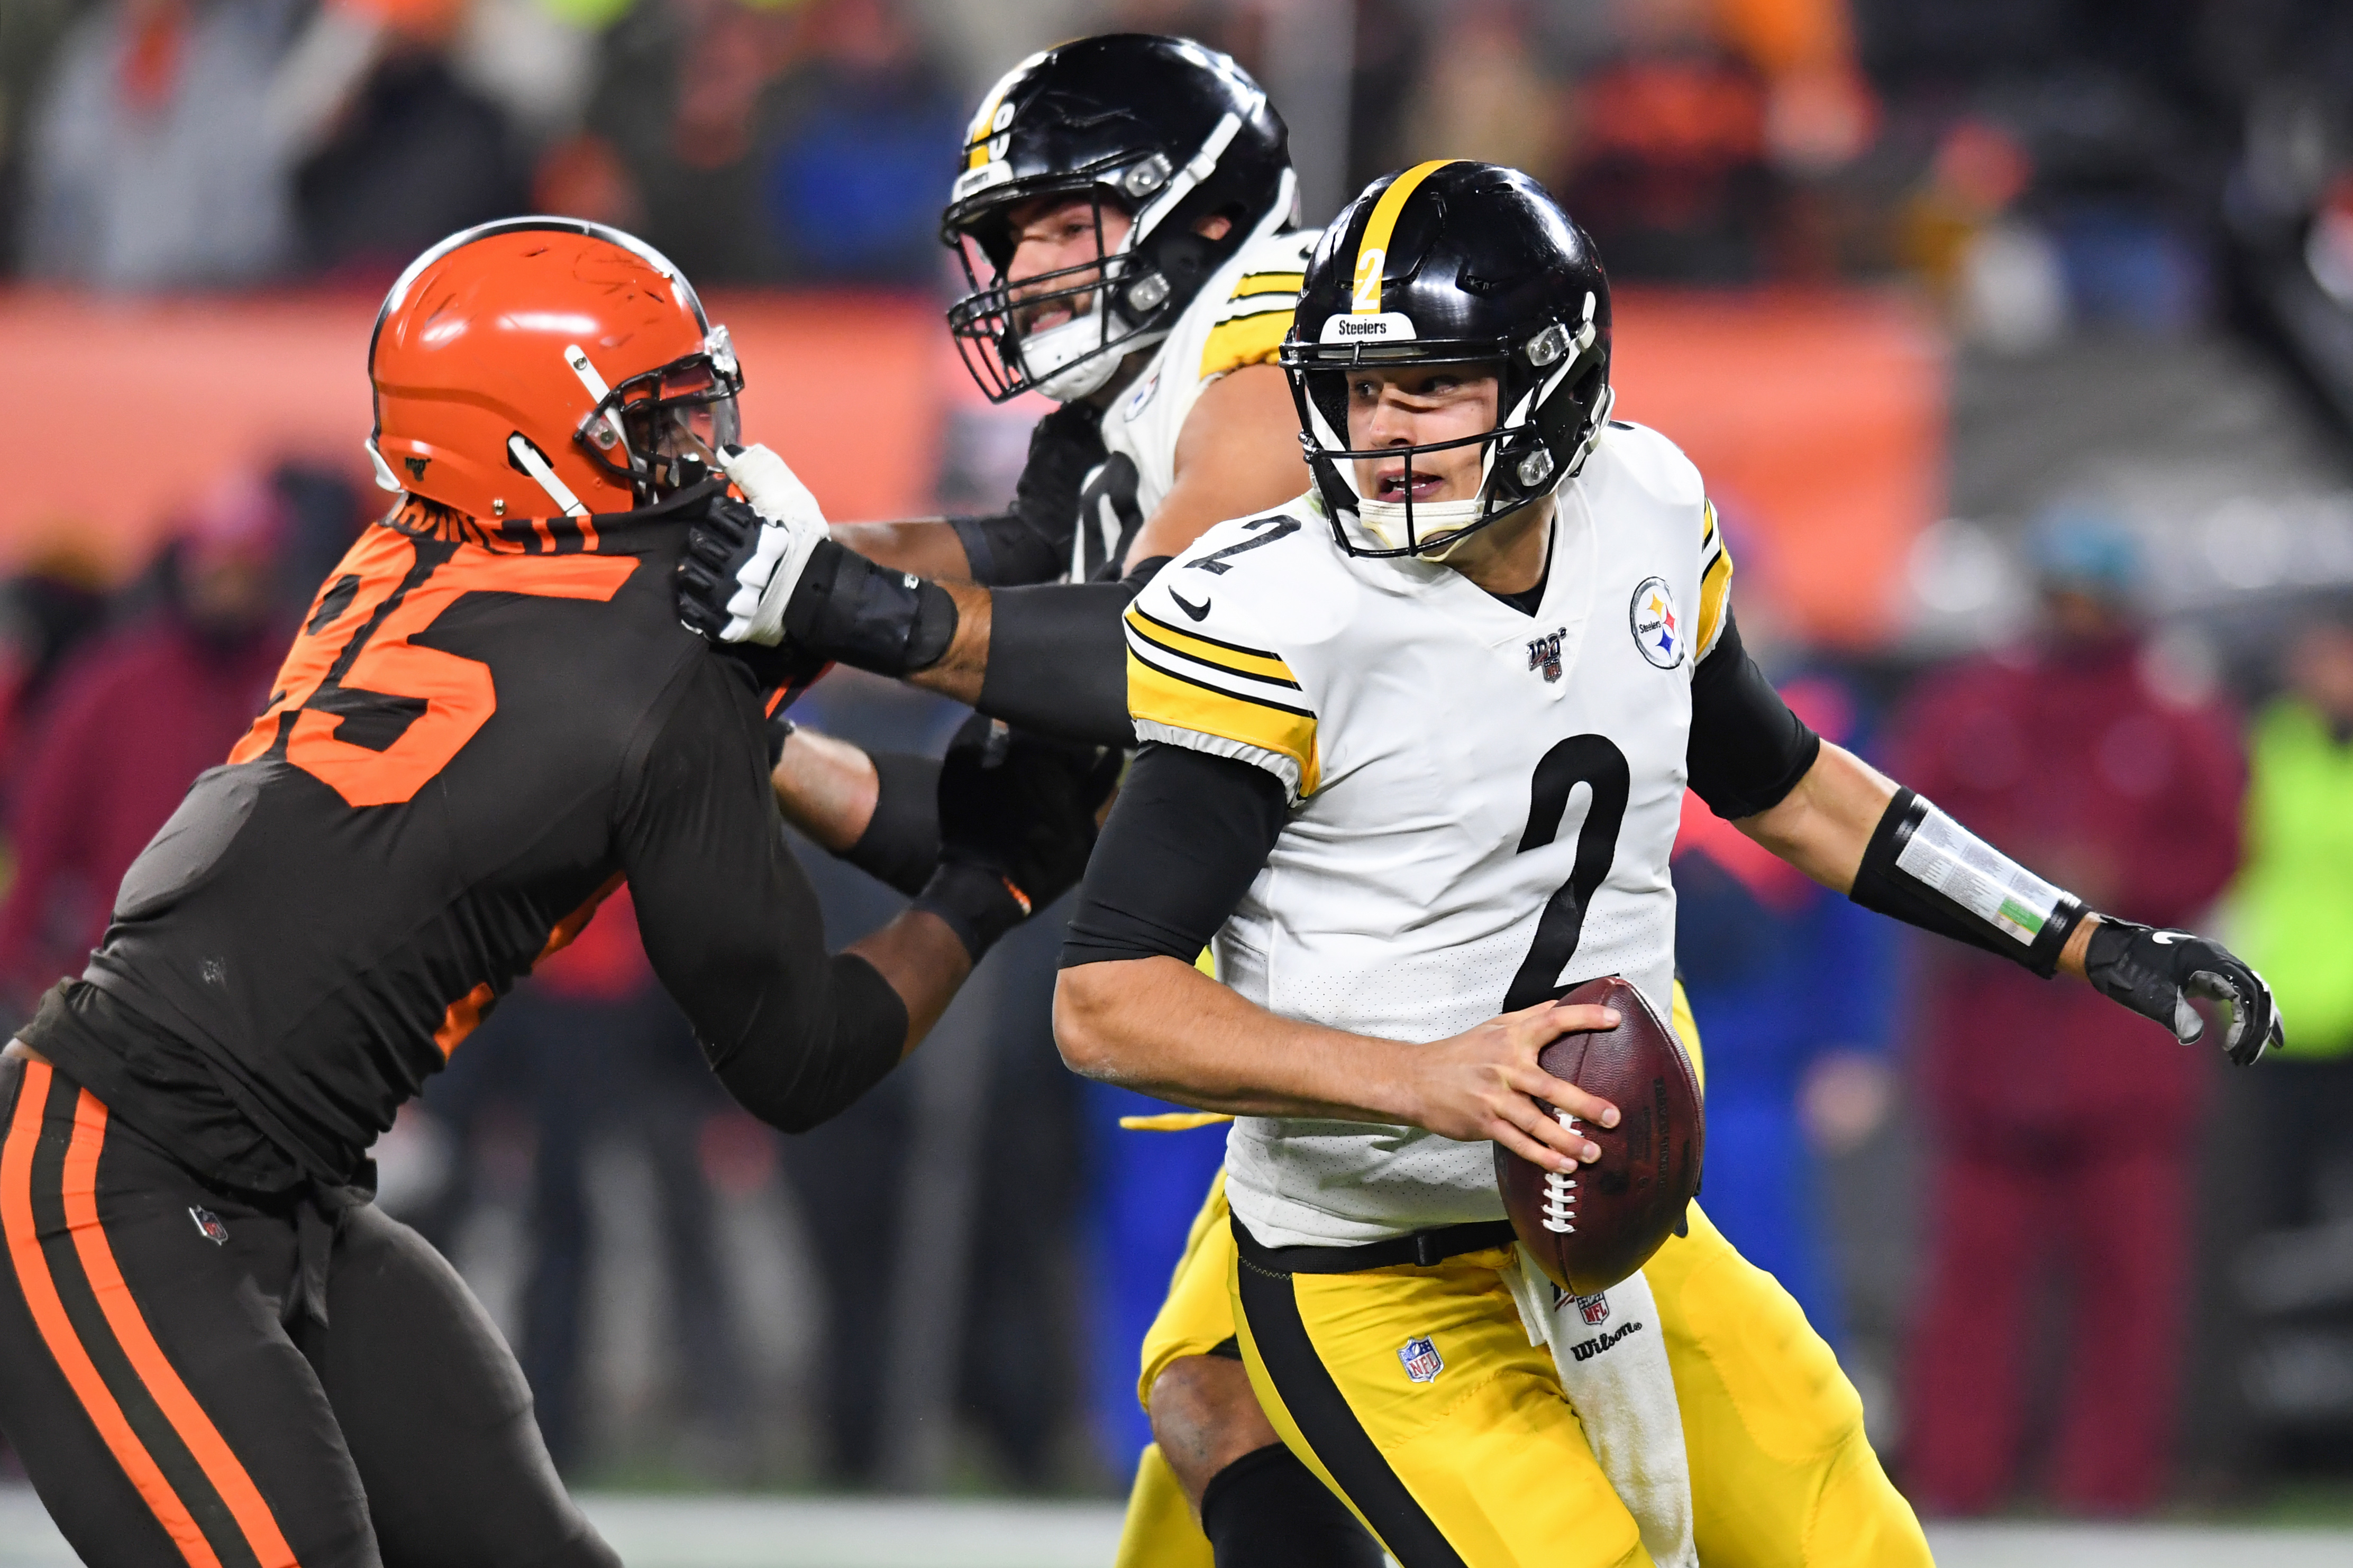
[
  {"x1": 1767, "y1": 751, "x2": 2114, "y2": 993},
  {"x1": 848, "y1": 910, "x2": 975, "y2": 1058},
  {"x1": 1054, "y1": 957, "x2": 1417, "y2": 1122},
  {"x1": 828, "y1": 519, "x2": 974, "y2": 583},
  {"x1": 773, "y1": 726, "x2": 881, "y2": 852},
  {"x1": 899, "y1": 582, "x2": 991, "y2": 704}
]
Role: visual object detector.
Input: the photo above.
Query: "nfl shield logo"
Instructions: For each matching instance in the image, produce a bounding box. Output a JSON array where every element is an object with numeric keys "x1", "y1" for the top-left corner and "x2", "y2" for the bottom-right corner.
[
  {"x1": 1398, "y1": 1335, "x2": 1444, "y2": 1384},
  {"x1": 187, "y1": 1206, "x2": 229, "y2": 1246},
  {"x1": 1576, "y1": 1292, "x2": 1611, "y2": 1327}
]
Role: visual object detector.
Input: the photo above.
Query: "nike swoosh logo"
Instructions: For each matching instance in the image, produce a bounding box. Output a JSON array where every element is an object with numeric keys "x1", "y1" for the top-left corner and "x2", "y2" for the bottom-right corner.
[
  {"x1": 1169, "y1": 590, "x2": 1212, "y2": 621},
  {"x1": 2153, "y1": 931, "x2": 2186, "y2": 945}
]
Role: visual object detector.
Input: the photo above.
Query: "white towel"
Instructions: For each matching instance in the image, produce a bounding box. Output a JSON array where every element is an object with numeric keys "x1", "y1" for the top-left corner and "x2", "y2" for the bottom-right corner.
[{"x1": 1508, "y1": 1248, "x2": 1698, "y2": 1568}]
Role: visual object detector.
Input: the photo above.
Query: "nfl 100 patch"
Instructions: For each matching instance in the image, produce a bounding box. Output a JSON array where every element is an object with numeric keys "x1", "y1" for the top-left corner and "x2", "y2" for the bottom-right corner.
[
  {"x1": 1527, "y1": 626, "x2": 1567, "y2": 682},
  {"x1": 1398, "y1": 1334, "x2": 1444, "y2": 1384},
  {"x1": 1629, "y1": 576, "x2": 1682, "y2": 668}
]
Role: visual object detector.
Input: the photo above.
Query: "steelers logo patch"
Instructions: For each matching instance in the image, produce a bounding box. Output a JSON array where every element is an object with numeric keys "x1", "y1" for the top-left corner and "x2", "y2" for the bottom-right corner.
[{"x1": 1629, "y1": 576, "x2": 1682, "y2": 668}]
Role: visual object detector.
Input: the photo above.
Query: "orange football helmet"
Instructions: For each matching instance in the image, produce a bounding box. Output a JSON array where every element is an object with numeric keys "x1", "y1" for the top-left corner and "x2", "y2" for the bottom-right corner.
[{"x1": 367, "y1": 218, "x2": 742, "y2": 520}]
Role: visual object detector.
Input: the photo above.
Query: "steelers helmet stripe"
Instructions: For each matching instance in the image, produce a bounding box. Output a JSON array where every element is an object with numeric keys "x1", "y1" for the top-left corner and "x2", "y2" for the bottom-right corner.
[
  {"x1": 962, "y1": 51, "x2": 1046, "y2": 170},
  {"x1": 1350, "y1": 160, "x2": 1456, "y2": 316}
]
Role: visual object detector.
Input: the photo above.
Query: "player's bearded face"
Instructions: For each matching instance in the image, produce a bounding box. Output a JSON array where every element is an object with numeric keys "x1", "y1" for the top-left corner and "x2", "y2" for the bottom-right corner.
[
  {"x1": 1346, "y1": 368, "x2": 1503, "y2": 506},
  {"x1": 1003, "y1": 195, "x2": 1136, "y2": 337}
]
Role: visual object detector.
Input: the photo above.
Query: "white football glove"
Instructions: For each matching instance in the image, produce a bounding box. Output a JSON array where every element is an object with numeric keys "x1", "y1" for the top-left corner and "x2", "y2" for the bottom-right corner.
[{"x1": 676, "y1": 443, "x2": 829, "y2": 646}]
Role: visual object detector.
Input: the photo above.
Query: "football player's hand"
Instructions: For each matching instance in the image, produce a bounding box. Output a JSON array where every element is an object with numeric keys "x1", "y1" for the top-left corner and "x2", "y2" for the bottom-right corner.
[
  {"x1": 915, "y1": 714, "x2": 1119, "y2": 958},
  {"x1": 1407, "y1": 1002, "x2": 1621, "y2": 1173},
  {"x1": 937, "y1": 713, "x2": 1115, "y2": 909},
  {"x1": 2083, "y1": 916, "x2": 2284, "y2": 1066},
  {"x1": 674, "y1": 443, "x2": 827, "y2": 646}
]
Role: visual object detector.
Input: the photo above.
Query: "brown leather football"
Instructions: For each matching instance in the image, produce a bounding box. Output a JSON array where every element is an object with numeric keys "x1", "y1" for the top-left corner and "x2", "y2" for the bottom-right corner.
[{"x1": 1494, "y1": 975, "x2": 1705, "y2": 1295}]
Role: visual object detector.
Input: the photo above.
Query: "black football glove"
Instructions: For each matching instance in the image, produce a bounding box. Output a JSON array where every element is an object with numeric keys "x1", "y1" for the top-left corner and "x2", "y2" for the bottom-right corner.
[
  {"x1": 913, "y1": 713, "x2": 1118, "y2": 961},
  {"x1": 2083, "y1": 918, "x2": 2284, "y2": 1067}
]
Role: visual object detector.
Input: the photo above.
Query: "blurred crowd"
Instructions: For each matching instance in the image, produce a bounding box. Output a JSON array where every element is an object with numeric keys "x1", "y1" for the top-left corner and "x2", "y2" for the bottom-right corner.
[
  {"x1": 0, "y1": 0, "x2": 2349, "y2": 346},
  {"x1": 1, "y1": 0, "x2": 2352, "y2": 1521}
]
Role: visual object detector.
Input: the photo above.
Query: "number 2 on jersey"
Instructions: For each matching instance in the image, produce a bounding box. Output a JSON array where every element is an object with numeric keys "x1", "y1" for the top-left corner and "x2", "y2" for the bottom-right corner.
[
  {"x1": 228, "y1": 530, "x2": 633, "y2": 806},
  {"x1": 1501, "y1": 735, "x2": 1630, "y2": 1013}
]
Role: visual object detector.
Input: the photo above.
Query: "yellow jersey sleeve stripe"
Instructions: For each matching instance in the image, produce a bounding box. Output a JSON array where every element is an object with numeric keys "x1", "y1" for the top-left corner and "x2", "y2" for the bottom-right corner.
[
  {"x1": 1353, "y1": 160, "x2": 1455, "y2": 314},
  {"x1": 1700, "y1": 499, "x2": 1719, "y2": 556},
  {"x1": 1697, "y1": 545, "x2": 1735, "y2": 661},
  {"x1": 1200, "y1": 311, "x2": 1292, "y2": 379},
  {"x1": 1129, "y1": 652, "x2": 1321, "y2": 797},
  {"x1": 1127, "y1": 604, "x2": 1300, "y2": 686},
  {"x1": 1118, "y1": 1112, "x2": 1234, "y2": 1132},
  {"x1": 1230, "y1": 271, "x2": 1306, "y2": 299}
]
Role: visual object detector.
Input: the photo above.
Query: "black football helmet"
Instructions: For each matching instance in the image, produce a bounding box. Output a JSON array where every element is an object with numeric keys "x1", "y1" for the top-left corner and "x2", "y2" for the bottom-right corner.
[
  {"x1": 943, "y1": 34, "x2": 1294, "y2": 404},
  {"x1": 1281, "y1": 161, "x2": 1614, "y2": 558}
]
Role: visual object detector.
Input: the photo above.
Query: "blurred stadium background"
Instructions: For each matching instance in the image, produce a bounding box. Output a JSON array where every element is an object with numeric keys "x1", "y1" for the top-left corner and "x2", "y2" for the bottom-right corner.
[{"x1": 3, "y1": 0, "x2": 2353, "y2": 1561}]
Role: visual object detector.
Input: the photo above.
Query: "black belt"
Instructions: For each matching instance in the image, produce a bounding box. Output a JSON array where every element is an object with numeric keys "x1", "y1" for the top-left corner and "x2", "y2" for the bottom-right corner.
[{"x1": 1232, "y1": 1213, "x2": 1518, "y2": 1275}]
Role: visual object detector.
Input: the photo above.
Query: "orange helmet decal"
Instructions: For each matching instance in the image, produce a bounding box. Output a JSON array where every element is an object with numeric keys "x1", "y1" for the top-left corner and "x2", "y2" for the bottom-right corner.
[{"x1": 368, "y1": 218, "x2": 741, "y2": 521}]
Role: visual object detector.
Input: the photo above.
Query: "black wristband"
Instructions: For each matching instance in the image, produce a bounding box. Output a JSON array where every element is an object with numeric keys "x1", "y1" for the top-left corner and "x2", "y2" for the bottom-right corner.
[
  {"x1": 782, "y1": 539, "x2": 958, "y2": 675},
  {"x1": 913, "y1": 860, "x2": 1030, "y2": 964},
  {"x1": 838, "y1": 750, "x2": 942, "y2": 897},
  {"x1": 1849, "y1": 787, "x2": 2084, "y2": 977}
]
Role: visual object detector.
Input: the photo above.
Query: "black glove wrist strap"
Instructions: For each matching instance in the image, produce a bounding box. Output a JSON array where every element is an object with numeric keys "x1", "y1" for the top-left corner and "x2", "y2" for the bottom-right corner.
[
  {"x1": 913, "y1": 860, "x2": 1030, "y2": 964},
  {"x1": 1849, "y1": 787, "x2": 2084, "y2": 977},
  {"x1": 2080, "y1": 916, "x2": 2168, "y2": 1016},
  {"x1": 782, "y1": 539, "x2": 958, "y2": 675}
]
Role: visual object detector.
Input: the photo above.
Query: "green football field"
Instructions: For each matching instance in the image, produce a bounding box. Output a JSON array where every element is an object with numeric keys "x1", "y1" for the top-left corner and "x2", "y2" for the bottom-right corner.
[{"x1": 7, "y1": 1489, "x2": 2353, "y2": 1567}]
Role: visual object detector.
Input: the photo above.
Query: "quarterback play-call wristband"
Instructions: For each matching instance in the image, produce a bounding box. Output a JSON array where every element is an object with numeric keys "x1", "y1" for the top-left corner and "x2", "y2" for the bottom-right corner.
[{"x1": 1848, "y1": 787, "x2": 2086, "y2": 978}]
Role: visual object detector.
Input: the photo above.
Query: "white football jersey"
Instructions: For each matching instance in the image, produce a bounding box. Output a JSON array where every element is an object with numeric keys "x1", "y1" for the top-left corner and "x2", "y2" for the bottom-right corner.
[
  {"x1": 1069, "y1": 222, "x2": 1321, "y2": 580},
  {"x1": 1123, "y1": 423, "x2": 1735, "y2": 1247}
]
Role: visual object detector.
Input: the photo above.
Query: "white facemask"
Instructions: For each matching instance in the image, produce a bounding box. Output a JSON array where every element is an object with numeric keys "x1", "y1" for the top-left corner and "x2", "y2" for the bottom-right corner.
[{"x1": 1355, "y1": 495, "x2": 1490, "y2": 560}]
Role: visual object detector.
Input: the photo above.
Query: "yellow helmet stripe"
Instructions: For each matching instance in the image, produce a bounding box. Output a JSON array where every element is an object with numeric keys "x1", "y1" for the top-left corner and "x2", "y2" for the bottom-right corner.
[
  {"x1": 1351, "y1": 159, "x2": 1455, "y2": 315},
  {"x1": 964, "y1": 53, "x2": 1044, "y2": 170}
]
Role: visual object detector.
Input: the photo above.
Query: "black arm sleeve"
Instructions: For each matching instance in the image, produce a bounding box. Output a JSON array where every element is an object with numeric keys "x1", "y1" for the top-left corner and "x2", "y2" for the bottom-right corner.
[
  {"x1": 976, "y1": 556, "x2": 1172, "y2": 747},
  {"x1": 948, "y1": 401, "x2": 1106, "y2": 586},
  {"x1": 617, "y1": 656, "x2": 908, "y2": 1133},
  {"x1": 1059, "y1": 742, "x2": 1288, "y2": 969},
  {"x1": 838, "y1": 749, "x2": 942, "y2": 897},
  {"x1": 1684, "y1": 609, "x2": 1822, "y2": 819},
  {"x1": 950, "y1": 512, "x2": 1066, "y2": 588}
]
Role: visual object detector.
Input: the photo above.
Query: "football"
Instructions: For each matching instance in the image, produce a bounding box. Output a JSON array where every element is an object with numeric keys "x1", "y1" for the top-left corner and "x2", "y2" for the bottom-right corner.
[{"x1": 1494, "y1": 975, "x2": 1706, "y2": 1296}]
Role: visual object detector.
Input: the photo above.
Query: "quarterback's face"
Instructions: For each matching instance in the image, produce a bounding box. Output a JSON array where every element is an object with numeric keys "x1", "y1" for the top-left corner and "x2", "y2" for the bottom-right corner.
[
  {"x1": 1345, "y1": 366, "x2": 1502, "y2": 505},
  {"x1": 1003, "y1": 195, "x2": 1136, "y2": 334}
]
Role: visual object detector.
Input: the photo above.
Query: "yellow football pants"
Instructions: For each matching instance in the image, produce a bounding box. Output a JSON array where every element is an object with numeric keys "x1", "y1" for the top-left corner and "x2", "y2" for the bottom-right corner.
[{"x1": 1115, "y1": 983, "x2": 1931, "y2": 1568}]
